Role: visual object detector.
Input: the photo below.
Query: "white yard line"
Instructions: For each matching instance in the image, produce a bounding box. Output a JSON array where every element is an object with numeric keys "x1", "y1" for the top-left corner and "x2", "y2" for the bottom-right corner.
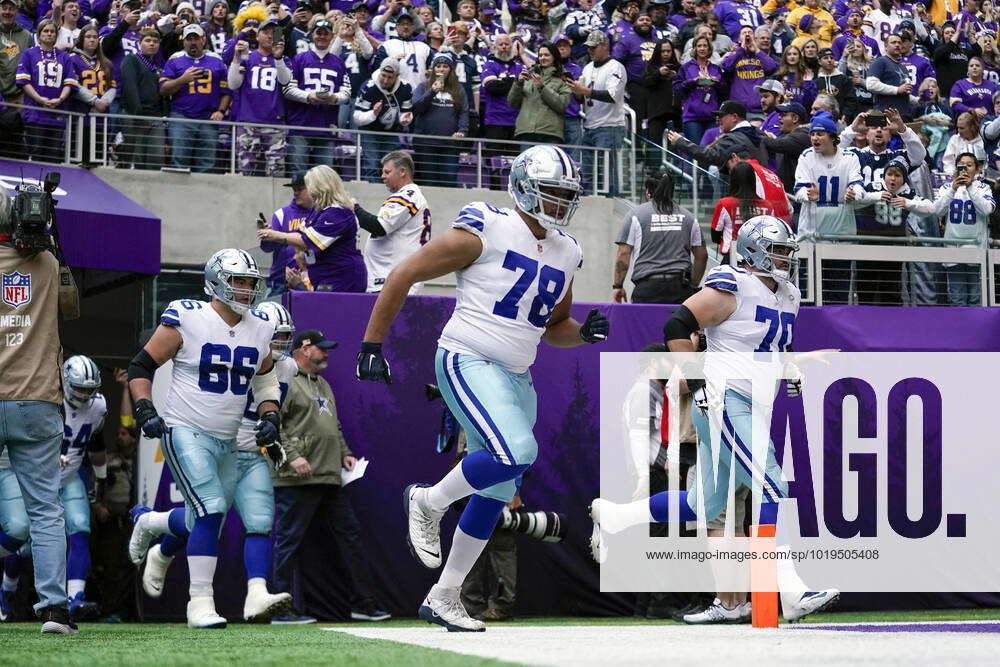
[{"x1": 324, "y1": 624, "x2": 1000, "y2": 667}]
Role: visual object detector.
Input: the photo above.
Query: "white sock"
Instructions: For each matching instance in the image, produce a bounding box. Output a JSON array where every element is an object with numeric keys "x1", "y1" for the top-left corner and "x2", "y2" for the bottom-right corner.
[
  {"x1": 435, "y1": 526, "x2": 489, "y2": 589},
  {"x1": 67, "y1": 579, "x2": 85, "y2": 598},
  {"x1": 247, "y1": 577, "x2": 268, "y2": 596},
  {"x1": 2, "y1": 573, "x2": 17, "y2": 593},
  {"x1": 602, "y1": 498, "x2": 655, "y2": 534},
  {"x1": 775, "y1": 510, "x2": 809, "y2": 597},
  {"x1": 425, "y1": 466, "x2": 477, "y2": 512},
  {"x1": 188, "y1": 555, "x2": 217, "y2": 599},
  {"x1": 146, "y1": 511, "x2": 174, "y2": 536}
]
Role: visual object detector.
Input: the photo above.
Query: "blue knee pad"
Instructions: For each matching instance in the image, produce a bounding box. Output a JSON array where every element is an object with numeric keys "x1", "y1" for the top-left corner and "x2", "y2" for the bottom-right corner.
[
  {"x1": 458, "y1": 495, "x2": 506, "y2": 540},
  {"x1": 60, "y1": 476, "x2": 91, "y2": 535}
]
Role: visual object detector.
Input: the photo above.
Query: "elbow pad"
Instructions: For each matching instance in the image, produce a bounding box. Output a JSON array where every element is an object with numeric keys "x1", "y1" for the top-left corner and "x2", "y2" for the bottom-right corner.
[
  {"x1": 128, "y1": 349, "x2": 161, "y2": 382},
  {"x1": 251, "y1": 363, "x2": 282, "y2": 405},
  {"x1": 663, "y1": 304, "x2": 700, "y2": 343}
]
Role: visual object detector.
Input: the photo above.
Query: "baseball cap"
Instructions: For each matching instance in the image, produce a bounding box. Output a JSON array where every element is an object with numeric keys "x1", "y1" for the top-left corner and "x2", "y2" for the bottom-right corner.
[
  {"x1": 260, "y1": 17, "x2": 281, "y2": 30},
  {"x1": 818, "y1": 47, "x2": 834, "y2": 59},
  {"x1": 395, "y1": 9, "x2": 414, "y2": 22},
  {"x1": 479, "y1": 0, "x2": 497, "y2": 14},
  {"x1": 584, "y1": 31, "x2": 608, "y2": 47},
  {"x1": 182, "y1": 24, "x2": 206, "y2": 38},
  {"x1": 295, "y1": 0, "x2": 315, "y2": 10},
  {"x1": 0, "y1": 0, "x2": 20, "y2": 6},
  {"x1": 896, "y1": 19, "x2": 915, "y2": 34},
  {"x1": 313, "y1": 19, "x2": 333, "y2": 32},
  {"x1": 809, "y1": 114, "x2": 837, "y2": 134},
  {"x1": 713, "y1": 100, "x2": 747, "y2": 118},
  {"x1": 754, "y1": 79, "x2": 785, "y2": 96},
  {"x1": 293, "y1": 329, "x2": 338, "y2": 350},
  {"x1": 350, "y1": 0, "x2": 369, "y2": 10},
  {"x1": 777, "y1": 101, "x2": 807, "y2": 121},
  {"x1": 283, "y1": 172, "x2": 306, "y2": 188}
]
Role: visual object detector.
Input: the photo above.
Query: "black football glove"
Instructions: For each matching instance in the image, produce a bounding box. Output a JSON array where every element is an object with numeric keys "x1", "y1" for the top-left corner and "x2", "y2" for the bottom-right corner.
[
  {"x1": 134, "y1": 398, "x2": 167, "y2": 439},
  {"x1": 261, "y1": 441, "x2": 288, "y2": 468},
  {"x1": 680, "y1": 364, "x2": 709, "y2": 416},
  {"x1": 357, "y1": 342, "x2": 392, "y2": 384},
  {"x1": 786, "y1": 362, "x2": 803, "y2": 398},
  {"x1": 580, "y1": 308, "x2": 609, "y2": 344},
  {"x1": 255, "y1": 411, "x2": 281, "y2": 447}
]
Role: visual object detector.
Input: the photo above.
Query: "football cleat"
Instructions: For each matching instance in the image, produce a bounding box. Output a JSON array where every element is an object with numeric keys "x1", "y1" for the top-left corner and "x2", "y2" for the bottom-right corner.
[
  {"x1": 270, "y1": 614, "x2": 317, "y2": 625},
  {"x1": 69, "y1": 592, "x2": 100, "y2": 622},
  {"x1": 142, "y1": 543, "x2": 174, "y2": 598},
  {"x1": 187, "y1": 596, "x2": 227, "y2": 629},
  {"x1": 127, "y1": 505, "x2": 157, "y2": 565},
  {"x1": 683, "y1": 599, "x2": 743, "y2": 624},
  {"x1": 588, "y1": 499, "x2": 610, "y2": 563},
  {"x1": 244, "y1": 580, "x2": 293, "y2": 623},
  {"x1": 418, "y1": 587, "x2": 485, "y2": 632},
  {"x1": 350, "y1": 605, "x2": 392, "y2": 622},
  {"x1": 782, "y1": 589, "x2": 840, "y2": 622},
  {"x1": 405, "y1": 484, "x2": 444, "y2": 569},
  {"x1": 0, "y1": 588, "x2": 9, "y2": 622}
]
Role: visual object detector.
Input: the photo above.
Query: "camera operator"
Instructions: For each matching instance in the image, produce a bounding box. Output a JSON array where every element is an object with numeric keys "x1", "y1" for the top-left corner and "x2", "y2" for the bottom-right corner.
[{"x1": 0, "y1": 182, "x2": 76, "y2": 634}]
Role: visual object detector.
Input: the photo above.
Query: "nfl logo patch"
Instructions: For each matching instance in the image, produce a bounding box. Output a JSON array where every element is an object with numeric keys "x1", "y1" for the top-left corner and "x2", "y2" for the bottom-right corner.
[{"x1": 2, "y1": 271, "x2": 32, "y2": 309}]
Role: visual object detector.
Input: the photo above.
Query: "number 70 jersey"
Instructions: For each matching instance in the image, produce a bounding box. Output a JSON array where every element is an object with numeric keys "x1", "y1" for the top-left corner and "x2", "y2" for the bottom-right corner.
[
  {"x1": 159, "y1": 299, "x2": 277, "y2": 440},
  {"x1": 438, "y1": 202, "x2": 584, "y2": 374},
  {"x1": 702, "y1": 265, "x2": 801, "y2": 400}
]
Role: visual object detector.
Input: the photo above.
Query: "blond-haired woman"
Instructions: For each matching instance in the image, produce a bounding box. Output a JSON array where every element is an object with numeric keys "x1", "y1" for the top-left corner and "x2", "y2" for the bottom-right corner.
[{"x1": 256, "y1": 165, "x2": 367, "y2": 291}]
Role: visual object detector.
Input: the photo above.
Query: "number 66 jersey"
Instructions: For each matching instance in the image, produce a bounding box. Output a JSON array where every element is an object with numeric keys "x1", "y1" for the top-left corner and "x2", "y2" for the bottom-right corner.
[
  {"x1": 702, "y1": 265, "x2": 800, "y2": 402},
  {"x1": 438, "y1": 202, "x2": 584, "y2": 374},
  {"x1": 159, "y1": 299, "x2": 277, "y2": 440}
]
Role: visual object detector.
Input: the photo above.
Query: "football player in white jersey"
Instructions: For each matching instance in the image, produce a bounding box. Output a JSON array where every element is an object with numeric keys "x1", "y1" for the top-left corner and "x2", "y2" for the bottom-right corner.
[
  {"x1": 355, "y1": 151, "x2": 431, "y2": 294},
  {"x1": 125, "y1": 249, "x2": 286, "y2": 629},
  {"x1": 357, "y1": 145, "x2": 610, "y2": 631},
  {"x1": 134, "y1": 301, "x2": 296, "y2": 623},
  {"x1": 59, "y1": 355, "x2": 108, "y2": 621},
  {"x1": 590, "y1": 216, "x2": 839, "y2": 622}
]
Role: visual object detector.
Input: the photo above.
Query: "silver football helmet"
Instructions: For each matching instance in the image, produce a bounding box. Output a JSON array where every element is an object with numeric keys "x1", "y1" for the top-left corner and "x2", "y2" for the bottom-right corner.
[
  {"x1": 204, "y1": 248, "x2": 267, "y2": 314},
  {"x1": 508, "y1": 145, "x2": 582, "y2": 229},
  {"x1": 63, "y1": 355, "x2": 101, "y2": 408},
  {"x1": 257, "y1": 301, "x2": 295, "y2": 356},
  {"x1": 735, "y1": 215, "x2": 799, "y2": 282}
]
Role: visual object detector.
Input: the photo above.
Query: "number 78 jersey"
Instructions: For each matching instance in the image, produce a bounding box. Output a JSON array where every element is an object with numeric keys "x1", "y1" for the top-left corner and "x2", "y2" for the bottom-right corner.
[
  {"x1": 438, "y1": 202, "x2": 584, "y2": 374},
  {"x1": 159, "y1": 299, "x2": 277, "y2": 440},
  {"x1": 702, "y1": 265, "x2": 801, "y2": 401}
]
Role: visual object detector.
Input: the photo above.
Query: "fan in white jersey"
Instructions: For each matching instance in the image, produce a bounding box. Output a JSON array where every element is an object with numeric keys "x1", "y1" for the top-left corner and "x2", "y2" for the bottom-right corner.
[
  {"x1": 931, "y1": 152, "x2": 996, "y2": 305},
  {"x1": 60, "y1": 355, "x2": 109, "y2": 622},
  {"x1": 357, "y1": 145, "x2": 610, "y2": 632},
  {"x1": 795, "y1": 113, "x2": 864, "y2": 304},
  {"x1": 591, "y1": 216, "x2": 839, "y2": 623},
  {"x1": 125, "y1": 249, "x2": 286, "y2": 629},
  {"x1": 862, "y1": 1, "x2": 902, "y2": 54},
  {"x1": 354, "y1": 151, "x2": 431, "y2": 294},
  {"x1": 136, "y1": 301, "x2": 296, "y2": 623}
]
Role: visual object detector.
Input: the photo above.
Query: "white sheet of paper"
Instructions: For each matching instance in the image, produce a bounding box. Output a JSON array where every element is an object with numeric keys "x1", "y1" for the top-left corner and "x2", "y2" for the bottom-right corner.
[{"x1": 341, "y1": 456, "x2": 369, "y2": 486}]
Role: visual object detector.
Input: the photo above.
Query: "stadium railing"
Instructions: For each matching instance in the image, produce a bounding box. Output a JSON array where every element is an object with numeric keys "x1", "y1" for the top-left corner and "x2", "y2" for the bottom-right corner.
[{"x1": 0, "y1": 102, "x2": 612, "y2": 195}]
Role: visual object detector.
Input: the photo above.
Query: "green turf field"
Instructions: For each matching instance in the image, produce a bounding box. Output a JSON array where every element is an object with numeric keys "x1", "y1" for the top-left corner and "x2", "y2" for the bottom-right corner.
[{"x1": 3, "y1": 609, "x2": 1000, "y2": 667}]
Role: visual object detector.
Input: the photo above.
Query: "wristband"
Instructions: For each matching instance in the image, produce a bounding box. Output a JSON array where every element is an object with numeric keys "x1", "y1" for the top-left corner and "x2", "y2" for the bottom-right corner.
[
  {"x1": 612, "y1": 283, "x2": 623, "y2": 289},
  {"x1": 120, "y1": 414, "x2": 135, "y2": 427},
  {"x1": 92, "y1": 462, "x2": 107, "y2": 480}
]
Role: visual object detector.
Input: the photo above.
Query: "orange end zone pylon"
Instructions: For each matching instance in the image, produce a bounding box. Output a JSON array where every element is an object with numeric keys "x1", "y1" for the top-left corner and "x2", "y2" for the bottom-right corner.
[{"x1": 750, "y1": 524, "x2": 778, "y2": 628}]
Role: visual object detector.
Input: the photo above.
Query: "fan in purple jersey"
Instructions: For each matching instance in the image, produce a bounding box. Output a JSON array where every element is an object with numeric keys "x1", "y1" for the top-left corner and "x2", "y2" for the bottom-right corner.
[
  {"x1": 556, "y1": 36, "x2": 585, "y2": 163},
  {"x1": 716, "y1": 0, "x2": 764, "y2": 41},
  {"x1": 479, "y1": 33, "x2": 523, "y2": 188},
  {"x1": 608, "y1": 0, "x2": 638, "y2": 45},
  {"x1": 950, "y1": 57, "x2": 999, "y2": 118},
  {"x1": 160, "y1": 24, "x2": 231, "y2": 172},
  {"x1": 202, "y1": 0, "x2": 234, "y2": 54},
  {"x1": 100, "y1": 3, "x2": 147, "y2": 85},
  {"x1": 16, "y1": 19, "x2": 78, "y2": 162},
  {"x1": 613, "y1": 11, "x2": 658, "y2": 133},
  {"x1": 257, "y1": 165, "x2": 367, "y2": 292},
  {"x1": 831, "y1": 9, "x2": 881, "y2": 61},
  {"x1": 669, "y1": 0, "x2": 697, "y2": 29},
  {"x1": 228, "y1": 18, "x2": 290, "y2": 176},
  {"x1": 259, "y1": 172, "x2": 313, "y2": 297},
  {"x1": 284, "y1": 19, "x2": 351, "y2": 174},
  {"x1": 723, "y1": 27, "x2": 779, "y2": 115}
]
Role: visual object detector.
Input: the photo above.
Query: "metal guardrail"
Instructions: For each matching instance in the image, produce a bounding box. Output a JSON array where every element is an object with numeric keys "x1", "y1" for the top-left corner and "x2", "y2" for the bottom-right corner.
[{"x1": 1, "y1": 102, "x2": 612, "y2": 194}]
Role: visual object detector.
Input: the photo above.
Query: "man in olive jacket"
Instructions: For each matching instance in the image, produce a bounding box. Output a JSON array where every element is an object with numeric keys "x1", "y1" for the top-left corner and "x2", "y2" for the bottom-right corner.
[{"x1": 270, "y1": 329, "x2": 389, "y2": 624}]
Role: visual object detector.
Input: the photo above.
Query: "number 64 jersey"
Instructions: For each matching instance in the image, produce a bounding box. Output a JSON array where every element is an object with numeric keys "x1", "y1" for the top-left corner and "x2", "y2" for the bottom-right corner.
[
  {"x1": 438, "y1": 202, "x2": 584, "y2": 374},
  {"x1": 159, "y1": 300, "x2": 277, "y2": 440},
  {"x1": 702, "y1": 265, "x2": 800, "y2": 402}
]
